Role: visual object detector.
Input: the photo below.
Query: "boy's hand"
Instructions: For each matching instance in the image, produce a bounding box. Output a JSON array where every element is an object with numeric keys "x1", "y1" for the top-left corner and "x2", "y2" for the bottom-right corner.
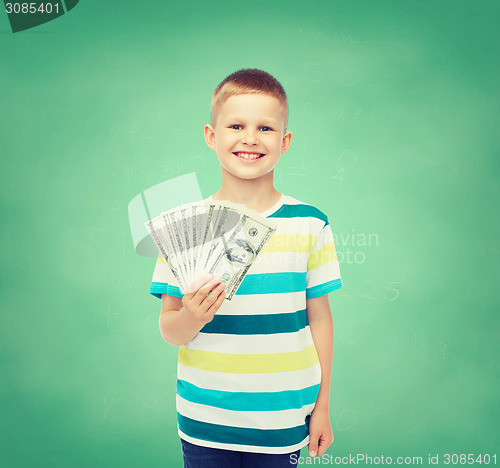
[
  {"x1": 308, "y1": 407, "x2": 334, "y2": 457},
  {"x1": 181, "y1": 274, "x2": 226, "y2": 325}
]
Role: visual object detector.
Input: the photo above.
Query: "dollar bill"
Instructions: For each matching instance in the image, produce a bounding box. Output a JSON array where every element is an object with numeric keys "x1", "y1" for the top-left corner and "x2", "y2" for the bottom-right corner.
[
  {"x1": 145, "y1": 213, "x2": 188, "y2": 293},
  {"x1": 145, "y1": 199, "x2": 277, "y2": 300},
  {"x1": 207, "y1": 210, "x2": 276, "y2": 300}
]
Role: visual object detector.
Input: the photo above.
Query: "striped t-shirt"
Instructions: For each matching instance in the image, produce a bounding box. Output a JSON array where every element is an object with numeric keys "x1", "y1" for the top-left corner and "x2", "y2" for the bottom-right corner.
[{"x1": 149, "y1": 194, "x2": 343, "y2": 454}]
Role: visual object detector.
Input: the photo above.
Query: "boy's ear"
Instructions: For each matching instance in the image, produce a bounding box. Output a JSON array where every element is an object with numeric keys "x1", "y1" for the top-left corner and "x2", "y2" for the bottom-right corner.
[
  {"x1": 281, "y1": 130, "x2": 293, "y2": 155},
  {"x1": 204, "y1": 124, "x2": 217, "y2": 152}
]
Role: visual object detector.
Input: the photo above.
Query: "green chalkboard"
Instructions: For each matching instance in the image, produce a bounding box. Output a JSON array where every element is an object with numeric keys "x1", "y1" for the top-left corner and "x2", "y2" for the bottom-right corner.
[{"x1": 1, "y1": 0, "x2": 498, "y2": 466}]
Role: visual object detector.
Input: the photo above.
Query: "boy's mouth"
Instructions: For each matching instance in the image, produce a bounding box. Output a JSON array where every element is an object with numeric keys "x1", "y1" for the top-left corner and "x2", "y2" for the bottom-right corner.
[{"x1": 233, "y1": 152, "x2": 265, "y2": 160}]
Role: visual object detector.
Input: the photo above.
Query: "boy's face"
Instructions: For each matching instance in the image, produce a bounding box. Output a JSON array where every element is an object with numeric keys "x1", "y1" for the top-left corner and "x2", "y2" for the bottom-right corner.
[{"x1": 204, "y1": 93, "x2": 292, "y2": 184}]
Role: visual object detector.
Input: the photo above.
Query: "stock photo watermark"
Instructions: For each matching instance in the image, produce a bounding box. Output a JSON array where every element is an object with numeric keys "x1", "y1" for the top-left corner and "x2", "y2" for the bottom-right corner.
[
  {"x1": 290, "y1": 452, "x2": 497, "y2": 465},
  {"x1": 333, "y1": 230, "x2": 379, "y2": 265}
]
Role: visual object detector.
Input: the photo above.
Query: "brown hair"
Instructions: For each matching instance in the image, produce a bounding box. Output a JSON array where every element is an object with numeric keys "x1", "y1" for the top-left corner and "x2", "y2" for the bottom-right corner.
[{"x1": 211, "y1": 69, "x2": 288, "y2": 129}]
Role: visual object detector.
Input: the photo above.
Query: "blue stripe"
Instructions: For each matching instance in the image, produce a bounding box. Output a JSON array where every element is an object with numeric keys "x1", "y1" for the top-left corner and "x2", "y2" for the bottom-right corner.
[
  {"x1": 178, "y1": 413, "x2": 311, "y2": 448},
  {"x1": 306, "y1": 279, "x2": 343, "y2": 299},
  {"x1": 150, "y1": 282, "x2": 182, "y2": 299},
  {"x1": 201, "y1": 309, "x2": 308, "y2": 335},
  {"x1": 150, "y1": 272, "x2": 306, "y2": 300},
  {"x1": 236, "y1": 272, "x2": 306, "y2": 295},
  {"x1": 177, "y1": 380, "x2": 320, "y2": 411},
  {"x1": 269, "y1": 203, "x2": 329, "y2": 226},
  {"x1": 152, "y1": 276, "x2": 342, "y2": 301}
]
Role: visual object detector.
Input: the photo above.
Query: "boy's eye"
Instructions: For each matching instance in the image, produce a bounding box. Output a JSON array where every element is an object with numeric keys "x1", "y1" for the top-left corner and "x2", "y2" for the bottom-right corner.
[{"x1": 228, "y1": 125, "x2": 273, "y2": 131}]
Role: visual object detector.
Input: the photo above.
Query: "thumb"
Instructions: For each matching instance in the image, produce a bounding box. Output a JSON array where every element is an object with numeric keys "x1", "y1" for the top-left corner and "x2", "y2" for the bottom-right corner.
[{"x1": 308, "y1": 435, "x2": 319, "y2": 457}]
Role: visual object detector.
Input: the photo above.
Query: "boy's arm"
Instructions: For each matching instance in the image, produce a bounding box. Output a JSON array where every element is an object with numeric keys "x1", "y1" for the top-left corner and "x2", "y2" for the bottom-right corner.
[
  {"x1": 306, "y1": 294, "x2": 334, "y2": 457},
  {"x1": 159, "y1": 295, "x2": 202, "y2": 346}
]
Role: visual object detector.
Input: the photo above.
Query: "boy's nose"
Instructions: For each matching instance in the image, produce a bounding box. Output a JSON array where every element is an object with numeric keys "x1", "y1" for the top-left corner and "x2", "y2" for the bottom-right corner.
[{"x1": 241, "y1": 129, "x2": 258, "y2": 145}]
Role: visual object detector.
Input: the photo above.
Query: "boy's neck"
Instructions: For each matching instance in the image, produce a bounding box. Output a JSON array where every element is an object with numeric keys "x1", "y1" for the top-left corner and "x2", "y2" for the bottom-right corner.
[{"x1": 211, "y1": 178, "x2": 282, "y2": 214}]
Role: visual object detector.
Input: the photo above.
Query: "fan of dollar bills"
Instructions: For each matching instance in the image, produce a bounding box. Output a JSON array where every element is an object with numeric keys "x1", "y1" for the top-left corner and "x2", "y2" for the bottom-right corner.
[{"x1": 145, "y1": 199, "x2": 277, "y2": 301}]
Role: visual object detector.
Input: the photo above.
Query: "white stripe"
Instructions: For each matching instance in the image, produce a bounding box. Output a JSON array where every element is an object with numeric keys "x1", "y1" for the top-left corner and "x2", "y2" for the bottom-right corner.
[
  {"x1": 267, "y1": 215, "x2": 325, "y2": 232},
  {"x1": 177, "y1": 395, "x2": 316, "y2": 430},
  {"x1": 283, "y1": 195, "x2": 302, "y2": 205},
  {"x1": 178, "y1": 429, "x2": 309, "y2": 454},
  {"x1": 151, "y1": 261, "x2": 175, "y2": 283},
  {"x1": 177, "y1": 362, "x2": 321, "y2": 392},
  {"x1": 307, "y1": 260, "x2": 341, "y2": 289},
  {"x1": 250, "y1": 251, "x2": 309, "y2": 274},
  {"x1": 188, "y1": 327, "x2": 314, "y2": 353},
  {"x1": 284, "y1": 195, "x2": 315, "y2": 207},
  {"x1": 215, "y1": 290, "x2": 306, "y2": 315},
  {"x1": 311, "y1": 225, "x2": 334, "y2": 248}
]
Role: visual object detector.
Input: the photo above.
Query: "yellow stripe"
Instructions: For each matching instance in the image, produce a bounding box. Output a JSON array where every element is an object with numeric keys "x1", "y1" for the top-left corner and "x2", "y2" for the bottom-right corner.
[
  {"x1": 261, "y1": 234, "x2": 317, "y2": 254},
  {"x1": 307, "y1": 242, "x2": 338, "y2": 271},
  {"x1": 157, "y1": 255, "x2": 166, "y2": 264},
  {"x1": 179, "y1": 344, "x2": 319, "y2": 373}
]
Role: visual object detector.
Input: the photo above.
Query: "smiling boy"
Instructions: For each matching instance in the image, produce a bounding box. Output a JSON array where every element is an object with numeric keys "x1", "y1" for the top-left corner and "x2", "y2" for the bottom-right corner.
[{"x1": 150, "y1": 69, "x2": 343, "y2": 468}]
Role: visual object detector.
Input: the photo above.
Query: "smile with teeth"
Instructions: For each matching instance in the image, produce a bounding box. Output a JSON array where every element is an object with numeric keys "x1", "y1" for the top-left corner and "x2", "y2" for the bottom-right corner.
[{"x1": 233, "y1": 152, "x2": 264, "y2": 160}]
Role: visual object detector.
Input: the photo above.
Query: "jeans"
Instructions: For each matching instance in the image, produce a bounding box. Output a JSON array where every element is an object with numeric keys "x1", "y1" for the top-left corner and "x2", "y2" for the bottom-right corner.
[{"x1": 181, "y1": 439, "x2": 301, "y2": 468}]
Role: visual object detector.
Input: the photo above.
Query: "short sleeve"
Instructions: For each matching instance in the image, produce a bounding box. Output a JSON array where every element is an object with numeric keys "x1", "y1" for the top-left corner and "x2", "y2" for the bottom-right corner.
[
  {"x1": 149, "y1": 254, "x2": 184, "y2": 299},
  {"x1": 305, "y1": 221, "x2": 343, "y2": 299}
]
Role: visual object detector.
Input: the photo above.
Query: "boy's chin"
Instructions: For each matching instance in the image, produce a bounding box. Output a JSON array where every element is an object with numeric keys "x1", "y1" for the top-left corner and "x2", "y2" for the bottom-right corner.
[{"x1": 220, "y1": 166, "x2": 272, "y2": 180}]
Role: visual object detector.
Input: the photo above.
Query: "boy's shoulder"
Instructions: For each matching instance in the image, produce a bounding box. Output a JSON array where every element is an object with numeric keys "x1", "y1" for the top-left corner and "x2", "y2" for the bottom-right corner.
[{"x1": 280, "y1": 194, "x2": 330, "y2": 226}]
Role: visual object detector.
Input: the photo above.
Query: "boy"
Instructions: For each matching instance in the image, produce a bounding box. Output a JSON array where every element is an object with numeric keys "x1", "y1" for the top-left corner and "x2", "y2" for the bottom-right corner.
[{"x1": 150, "y1": 69, "x2": 343, "y2": 467}]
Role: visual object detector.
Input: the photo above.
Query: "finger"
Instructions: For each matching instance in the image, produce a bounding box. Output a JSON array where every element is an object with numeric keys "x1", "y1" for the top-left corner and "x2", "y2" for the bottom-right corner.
[
  {"x1": 206, "y1": 289, "x2": 226, "y2": 315},
  {"x1": 205, "y1": 284, "x2": 226, "y2": 307},
  {"x1": 187, "y1": 279, "x2": 220, "y2": 308},
  {"x1": 308, "y1": 435, "x2": 319, "y2": 457},
  {"x1": 206, "y1": 274, "x2": 222, "y2": 291},
  {"x1": 210, "y1": 280, "x2": 226, "y2": 295},
  {"x1": 197, "y1": 277, "x2": 223, "y2": 298},
  {"x1": 202, "y1": 281, "x2": 226, "y2": 306},
  {"x1": 185, "y1": 273, "x2": 213, "y2": 295},
  {"x1": 317, "y1": 435, "x2": 331, "y2": 457}
]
